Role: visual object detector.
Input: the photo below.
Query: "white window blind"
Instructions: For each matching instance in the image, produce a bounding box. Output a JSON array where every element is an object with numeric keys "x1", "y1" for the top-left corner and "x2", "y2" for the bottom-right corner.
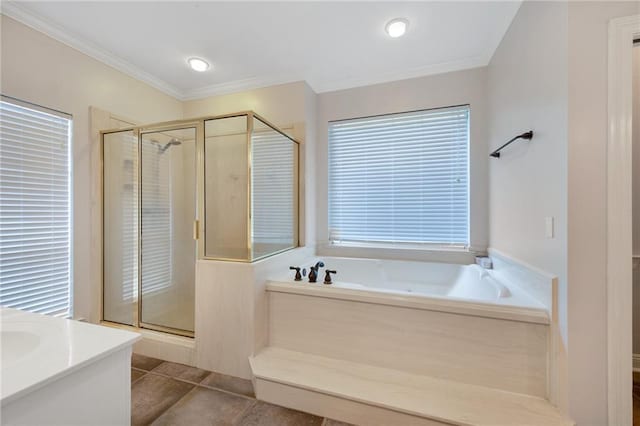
[
  {"x1": 251, "y1": 130, "x2": 295, "y2": 245},
  {"x1": 0, "y1": 98, "x2": 73, "y2": 317},
  {"x1": 328, "y1": 105, "x2": 469, "y2": 247},
  {"x1": 120, "y1": 134, "x2": 138, "y2": 302},
  {"x1": 141, "y1": 141, "x2": 172, "y2": 295}
]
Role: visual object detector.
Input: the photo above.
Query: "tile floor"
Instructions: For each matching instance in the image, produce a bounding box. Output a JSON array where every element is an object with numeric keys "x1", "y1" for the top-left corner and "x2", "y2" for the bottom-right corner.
[{"x1": 131, "y1": 353, "x2": 352, "y2": 426}]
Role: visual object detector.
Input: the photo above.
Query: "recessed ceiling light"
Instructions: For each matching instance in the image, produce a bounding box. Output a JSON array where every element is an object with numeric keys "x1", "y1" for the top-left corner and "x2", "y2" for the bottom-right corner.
[
  {"x1": 385, "y1": 18, "x2": 409, "y2": 38},
  {"x1": 187, "y1": 57, "x2": 210, "y2": 72}
]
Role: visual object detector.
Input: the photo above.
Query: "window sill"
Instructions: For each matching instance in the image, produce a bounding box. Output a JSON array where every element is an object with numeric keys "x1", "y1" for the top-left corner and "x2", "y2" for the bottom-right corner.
[{"x1": 317, "y1": 241, "x2": 485, "y2": 264}]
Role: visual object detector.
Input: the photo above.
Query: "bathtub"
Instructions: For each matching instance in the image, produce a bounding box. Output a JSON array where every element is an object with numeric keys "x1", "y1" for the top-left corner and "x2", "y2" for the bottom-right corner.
[
  {"x1": 268, "y1": 256, "x2": 549, "y2": 324},
  {"x1": 263, "y1": 254, "x2": 552, "y2": 400}
]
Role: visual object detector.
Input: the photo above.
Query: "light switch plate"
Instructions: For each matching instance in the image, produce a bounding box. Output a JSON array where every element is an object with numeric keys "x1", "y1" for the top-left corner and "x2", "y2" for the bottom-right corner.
[{"x1": 545, "y1": 216, "x2": 554, "y2": 239}]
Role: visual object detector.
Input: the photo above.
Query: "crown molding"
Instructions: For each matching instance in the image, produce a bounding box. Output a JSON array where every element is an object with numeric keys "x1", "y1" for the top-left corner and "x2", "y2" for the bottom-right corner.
[
  {"x1": 1, "y1": 1, "x2": 493, "y2": 101},
  {"x1": 0, "y1": 2, "x2": 184, "y2": 100}
]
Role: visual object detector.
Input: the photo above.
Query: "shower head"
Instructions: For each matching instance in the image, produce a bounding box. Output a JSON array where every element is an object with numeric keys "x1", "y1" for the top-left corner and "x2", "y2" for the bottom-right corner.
[{"x1": 159, "y1": 138, "x2": 182, "y2": 154}]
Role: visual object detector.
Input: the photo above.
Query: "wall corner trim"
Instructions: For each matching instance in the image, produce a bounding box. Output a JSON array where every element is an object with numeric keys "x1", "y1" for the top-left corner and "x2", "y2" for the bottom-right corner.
[{"x1": 607, "y1": 13, "x2": 640, "y2": 426}]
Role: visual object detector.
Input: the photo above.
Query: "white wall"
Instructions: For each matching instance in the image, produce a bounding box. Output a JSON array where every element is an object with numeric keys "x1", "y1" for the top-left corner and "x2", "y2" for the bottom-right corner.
[
  {"x1": 0, "y1": 16, "x2": 184, "y2": 322},
  {"x1": 567, "y1": 2, "x2": 638, "y2": 424},
  {"x1": 315, "y1": 68, "x2": 489, "y2": 262},
  {"x1": 488, "y1": 1, "x2": 640, "y2": 423},
  {"x1": 486, "y1": 0, "x2": 569, "y2": 412},
  {"x1": 487, "y1": 1, "x2": 568, "y2": 298}
]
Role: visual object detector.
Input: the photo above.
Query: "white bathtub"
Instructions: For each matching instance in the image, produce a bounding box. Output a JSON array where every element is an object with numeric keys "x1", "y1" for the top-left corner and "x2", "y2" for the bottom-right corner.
[
  {"x1": 257, "y1": 250, "x2": 563, "y2": 426},
  {"x1": 269, "y1": 256, "x2": 549, "y2": 324},
  {"x1": 263, "y1": 254, "x2": 552, "y2": 402}
]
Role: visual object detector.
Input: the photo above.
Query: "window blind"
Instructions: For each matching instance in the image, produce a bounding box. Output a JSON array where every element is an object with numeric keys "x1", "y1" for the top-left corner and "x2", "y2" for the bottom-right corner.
[
  {"x1": 328, "y1": 105, "x2": 469, "y2": 247},
  {"x1": 251, "y1": 130, "x2": 295, "y2": 245},
  {"x1": 120, "y1": 135, "x2": 138, "y2": 302},
  {"x1": 141, "y1": 141, "x2": 172, "y2": 295},
  {"x1": 0, "y1": 98, "x2": 73, "y2": 317}
]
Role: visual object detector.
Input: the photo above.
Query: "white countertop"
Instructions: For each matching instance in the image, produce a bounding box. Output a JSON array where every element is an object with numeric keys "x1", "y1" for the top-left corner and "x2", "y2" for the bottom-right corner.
[{"x1": 1, "y1": 308, "x2": 140, "y2": 405}]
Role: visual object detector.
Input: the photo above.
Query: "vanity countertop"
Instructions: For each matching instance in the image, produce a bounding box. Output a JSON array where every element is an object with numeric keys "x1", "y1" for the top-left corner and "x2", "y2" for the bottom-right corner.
[{"x1": 1, "y1": 307, "x2": 140, "y2": 405}]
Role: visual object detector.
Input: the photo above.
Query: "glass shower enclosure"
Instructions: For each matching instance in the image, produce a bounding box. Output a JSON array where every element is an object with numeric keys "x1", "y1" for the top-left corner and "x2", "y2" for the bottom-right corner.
[{"x1": 102, "y1": 112, "x2": 299, "y2": 336}]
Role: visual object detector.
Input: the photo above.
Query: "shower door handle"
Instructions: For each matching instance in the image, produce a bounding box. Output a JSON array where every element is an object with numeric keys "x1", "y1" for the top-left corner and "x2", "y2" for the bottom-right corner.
[{"x1": 193, "y1": 220, "x2": 200, "y2": 240}]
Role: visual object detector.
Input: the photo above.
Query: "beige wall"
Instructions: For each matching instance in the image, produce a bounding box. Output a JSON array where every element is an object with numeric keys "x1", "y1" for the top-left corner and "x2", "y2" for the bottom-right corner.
[
  {"x1": 0, "y1": 16, "x2": 184, "y2": 322},
  {"x1": 0, "y1": 16, "x2": 316, "y2": 322},
  {"x1": 183, "y1": 82, "x2": 306, "y2": 127},
  {"x1": 315, "y1": 67, "x2": 489, "y2": 260},
  {"x1": 183, "y1": 81, "x2": 317, "y2": 249}
]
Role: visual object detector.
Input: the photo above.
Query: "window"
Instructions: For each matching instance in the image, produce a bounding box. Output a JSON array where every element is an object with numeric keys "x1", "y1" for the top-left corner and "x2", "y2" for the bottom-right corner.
[
  {"x1": 0, "y1": 97, "x2": 73, "y2": 317},
  {"x1": 328, "y1": 105, "x2": 469, "y2": 248}
]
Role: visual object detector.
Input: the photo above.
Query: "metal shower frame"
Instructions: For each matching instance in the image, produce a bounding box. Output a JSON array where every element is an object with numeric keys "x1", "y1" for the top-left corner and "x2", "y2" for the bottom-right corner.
[{"x1": 100, "y1": 111, "x2": 300, "y2": 337}]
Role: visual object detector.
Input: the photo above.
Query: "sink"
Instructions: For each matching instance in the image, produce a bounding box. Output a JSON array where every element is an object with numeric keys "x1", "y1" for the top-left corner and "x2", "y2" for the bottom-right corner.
[
  {"x1": 1, "y1": 308, "x2": 140, "y2": 424},
  {"x1": 1, "y1": 330, "x2": 41, "y2": 366}
]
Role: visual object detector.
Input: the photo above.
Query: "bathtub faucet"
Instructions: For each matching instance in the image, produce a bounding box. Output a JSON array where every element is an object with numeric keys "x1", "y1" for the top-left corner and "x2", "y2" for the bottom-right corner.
[
  {"x1": 323, "y1": 270, "x2": 336, "y2": 285},
  {"x1": 289, "y1": 266, "x2": 304, "y2": 281},
  {"x1": 308, "y1": 261, "x2": 325, "y2": 283}
]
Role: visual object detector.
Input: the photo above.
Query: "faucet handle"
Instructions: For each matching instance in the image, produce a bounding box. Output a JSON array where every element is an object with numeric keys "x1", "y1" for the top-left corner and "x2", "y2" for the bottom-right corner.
[
  {"x1": 289, "y1": 266, "x2": 302, "y2": 281},
  {"x1": 323, "y1": 270, "x2": 336, "y2": 285}
]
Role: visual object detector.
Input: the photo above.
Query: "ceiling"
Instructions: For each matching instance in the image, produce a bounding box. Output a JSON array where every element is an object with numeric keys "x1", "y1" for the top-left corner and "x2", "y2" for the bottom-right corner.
[{"x1": 2, "y1": 1, "x2": 521, "y2": 101}]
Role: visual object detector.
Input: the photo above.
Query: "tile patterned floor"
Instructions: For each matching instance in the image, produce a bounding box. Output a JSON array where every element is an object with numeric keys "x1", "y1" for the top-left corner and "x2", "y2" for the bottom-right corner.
[{"x1": 131, "y1": 354, "x2": 353, "y2": 426}]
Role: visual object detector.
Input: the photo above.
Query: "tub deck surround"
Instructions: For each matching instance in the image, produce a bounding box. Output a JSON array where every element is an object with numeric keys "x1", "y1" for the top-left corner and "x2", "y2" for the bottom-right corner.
[
  {"x1": 250, "y1": 348, "x2": 572, "y2": 426},
  {"x1": 487, "y1": 248, "x2": 557, "y2": 312},
  {"x1": 267, "y1": 291, "x2": 548, "y2": 397},
  {"x1": 254, "y1": 255, "x2": 564, "y2": 424},
  {"x1": 266, "y1": 281, "x2": 549, "y2": 324}
]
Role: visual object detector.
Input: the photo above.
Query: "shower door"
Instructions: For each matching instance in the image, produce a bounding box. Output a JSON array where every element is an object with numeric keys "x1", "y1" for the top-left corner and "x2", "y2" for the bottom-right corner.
[
  {"x1": 139, "y1": 128, "x2": 197, "y2": 334},
  {"x1": 103, "y1": 129, "x2": 139, "y2": 327},
  {"x1": 103, "y1": 126, "x2": 197, "y2": 337}
]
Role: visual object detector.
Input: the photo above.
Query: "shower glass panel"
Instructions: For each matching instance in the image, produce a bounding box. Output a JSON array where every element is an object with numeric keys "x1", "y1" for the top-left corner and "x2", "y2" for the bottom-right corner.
[
  {"x1": 140, "y1": 128, "x2": 196, "y2": 333},
  {"x1": 103, "y1": 130, "x2": 138, "y2": 326},
  {"x1": 251, "y1": 117, "x2": 297, "y2": 259},
  {"x1": 204, "y1": 116, "x2": 249, "y2": 260},
  {"x1": 102, "y1": 111, "x2": 298, "y2": 336}
]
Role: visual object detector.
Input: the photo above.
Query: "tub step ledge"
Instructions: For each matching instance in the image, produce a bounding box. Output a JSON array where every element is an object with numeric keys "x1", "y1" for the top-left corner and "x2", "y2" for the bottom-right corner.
[{"x1": 249, "y1": 347, "x2": 573, "y2": 426}]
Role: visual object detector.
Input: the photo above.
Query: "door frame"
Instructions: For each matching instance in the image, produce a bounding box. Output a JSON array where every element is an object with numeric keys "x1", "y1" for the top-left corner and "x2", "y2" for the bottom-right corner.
[{"x1": 607, "y1": 14, "x2": 640, "y2": 426}]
